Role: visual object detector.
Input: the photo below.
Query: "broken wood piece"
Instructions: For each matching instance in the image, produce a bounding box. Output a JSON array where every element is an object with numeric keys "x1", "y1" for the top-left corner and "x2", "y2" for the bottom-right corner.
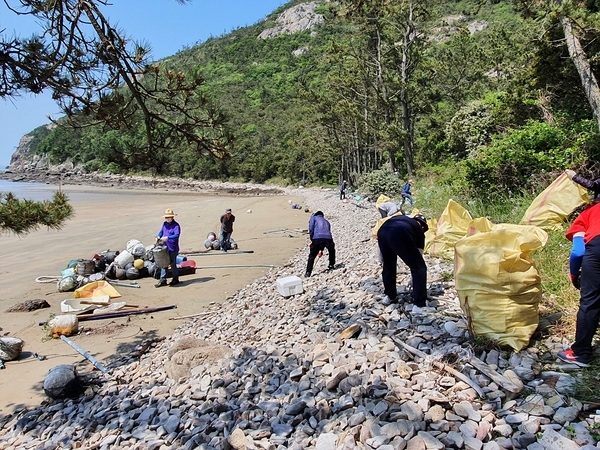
[
  {"x1": 79, "y1": 300, "x2": 139, "y2": 308},
  {"x1": 76, "y1": 305, "x2": 177, "y2": 322},
  {"x1": 388, "y1": 335, "x2": 485, "y2": 398},
  {"x1": 467, "y1": 355, "x2": 522, "y2": 394}
]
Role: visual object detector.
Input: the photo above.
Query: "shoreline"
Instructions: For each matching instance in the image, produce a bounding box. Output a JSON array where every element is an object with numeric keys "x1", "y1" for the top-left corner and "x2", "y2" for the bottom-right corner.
[
  {"x1": 0, "y1": 178, "x2": 312, "y2": 413},
  {"x1": 0, "y1": 169, "x2": 289, "y2": 197}
]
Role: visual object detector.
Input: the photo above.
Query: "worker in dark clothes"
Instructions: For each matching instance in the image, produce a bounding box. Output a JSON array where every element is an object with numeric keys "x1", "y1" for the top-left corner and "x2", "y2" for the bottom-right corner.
[
  {"x1": 377, "y1": 214, "x2": 429, "y2": 308},
  {"x1": 559, "y1": 199, "x2": 600, "y2": 367}
]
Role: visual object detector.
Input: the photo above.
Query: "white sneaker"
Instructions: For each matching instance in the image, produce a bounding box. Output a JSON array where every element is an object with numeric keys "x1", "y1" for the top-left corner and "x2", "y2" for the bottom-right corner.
[
  {"x1": 411, "y1": 305, "x2": 423, "y2": 314},
  {"x1": 381, "y1": 295, "x2": 395, "y2": 306}
]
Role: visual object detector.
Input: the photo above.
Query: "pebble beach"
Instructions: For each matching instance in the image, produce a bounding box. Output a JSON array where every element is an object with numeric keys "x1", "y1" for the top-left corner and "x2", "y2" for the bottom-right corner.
[{"x1": 0, "y1": 184, "x2": 599, "y2": 449}]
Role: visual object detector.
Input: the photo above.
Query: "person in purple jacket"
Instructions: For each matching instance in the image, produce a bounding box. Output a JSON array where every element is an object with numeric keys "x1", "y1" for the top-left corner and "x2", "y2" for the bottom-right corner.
[
  {"x1": 155, "y1": 208, "x2": 181, "y2": 287},
  {"x1": 305, "y1": 211, "x2": 336, "y2": 277}
]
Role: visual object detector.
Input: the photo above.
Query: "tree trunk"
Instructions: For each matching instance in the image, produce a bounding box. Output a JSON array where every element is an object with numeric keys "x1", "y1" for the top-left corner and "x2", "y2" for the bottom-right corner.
[{"x1": 560, "y1": 16, "x2": 600, "y2": 131}]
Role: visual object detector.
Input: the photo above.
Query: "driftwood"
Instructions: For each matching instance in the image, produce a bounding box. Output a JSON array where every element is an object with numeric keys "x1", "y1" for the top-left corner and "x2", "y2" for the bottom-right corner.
[
  {"x1": 76, "y1": 305, "x2": 177, "y2": 321},
  {"x1": 187, "y1": 250, "x2": 255, "y2": 256},
  {"x1": 79, "y1": 299, "x2": 139, "y2": 308},
  {"x1": 388, "y1": 335, "x2": 485, "y2": 398},
  {"x1": 467, "y1": 355, "x2": 522, "y2": 394},
  {"x1": 170, "y1": 312, "x2": 211, "y2": 321}
]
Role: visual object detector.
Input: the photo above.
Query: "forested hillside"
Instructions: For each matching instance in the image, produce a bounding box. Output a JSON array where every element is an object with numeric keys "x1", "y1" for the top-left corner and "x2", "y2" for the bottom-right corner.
[{"x1": 16, "y1": 0, "x2": 600, "y2": 199}]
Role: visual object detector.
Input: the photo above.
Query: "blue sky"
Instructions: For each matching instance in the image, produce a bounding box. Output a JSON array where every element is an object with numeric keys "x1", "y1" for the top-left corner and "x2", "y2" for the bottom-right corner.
[{"x1": 0, "y1": 0, "x2": 287, "y2": 168}]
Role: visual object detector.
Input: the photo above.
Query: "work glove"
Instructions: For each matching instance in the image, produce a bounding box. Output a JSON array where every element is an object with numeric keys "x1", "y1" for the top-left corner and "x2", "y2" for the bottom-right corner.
[
  {"x1": 566, "y1": 169, "x2": 576, "y2": 180},
  {"x1": 158, "y1": 236, "x2": 168, "y2": 244},
  {"x1": 569, "y1": 273, "x2": 581, "y2": 290}
]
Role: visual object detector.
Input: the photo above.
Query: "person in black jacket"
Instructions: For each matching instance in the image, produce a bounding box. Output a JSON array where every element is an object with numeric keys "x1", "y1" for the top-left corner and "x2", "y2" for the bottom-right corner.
[
  {"x1": 566, "y1": 169, "x2": 600, "y2": 200},
  {"x1": 377, "y1": 214, "x2": 429, "y2": 308}
]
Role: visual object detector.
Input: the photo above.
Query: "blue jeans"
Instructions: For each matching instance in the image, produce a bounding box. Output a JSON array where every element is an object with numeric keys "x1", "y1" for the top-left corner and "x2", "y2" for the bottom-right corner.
[
  {"x1": 220, "y1": 231, "x2": 232, "y2": 252},
  {"x1": 160, "y1": 250, "x2": 179, "y2": 282},
  {"x1": 400, "y1": 193, "x2": 414, "y2": 209}
]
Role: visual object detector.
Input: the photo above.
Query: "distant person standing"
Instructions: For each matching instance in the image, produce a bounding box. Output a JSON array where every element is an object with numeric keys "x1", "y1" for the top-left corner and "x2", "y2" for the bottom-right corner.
[
  {"x1": 155, "y1": 208, "x2": 181, "y2": 287},
  {"x1": 305, "y1": 211, "x2": 336, "y2": 277},
  {"x1": 400, "y1": 179, "x2": 414, "y2": 210},
  {"x1": 220, "y1": 208, "x2": 235, "y2": 252},
  {"x1": 340, "y1": 180, "x2": 348, "y2": 200}
]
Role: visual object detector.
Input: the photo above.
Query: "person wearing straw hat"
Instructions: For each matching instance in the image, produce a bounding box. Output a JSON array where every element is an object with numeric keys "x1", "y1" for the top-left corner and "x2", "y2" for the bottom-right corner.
[{"x1": 155, "y1": 208, "x2": 181, "y2": 287}]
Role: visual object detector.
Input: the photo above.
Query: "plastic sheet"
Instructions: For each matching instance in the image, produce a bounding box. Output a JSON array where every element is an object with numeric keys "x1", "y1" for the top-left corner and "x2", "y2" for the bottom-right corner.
[{"x1": 73, "y1": 280, "x2": 121, "y2": 299}]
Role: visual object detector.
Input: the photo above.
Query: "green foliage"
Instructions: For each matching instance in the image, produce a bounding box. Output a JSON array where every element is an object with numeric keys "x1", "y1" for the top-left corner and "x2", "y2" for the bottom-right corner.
[
  {"x1": 464, "y1": 121, "x2": 580, "y2": 198},
  {"x1": 0, "y1": 191, "x2": 73, "y2": 235},
  {"x1": 445, "y1": 100, "x2": 494, "y2": 158},
  {"x1": 357, "y1": 168, "x2": 405, "y2": 198}
]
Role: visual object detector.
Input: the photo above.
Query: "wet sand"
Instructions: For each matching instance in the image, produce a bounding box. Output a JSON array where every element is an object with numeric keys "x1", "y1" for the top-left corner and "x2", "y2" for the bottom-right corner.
[{"x1": 0, "y1": 183, "x2": 309, "y2": 414}]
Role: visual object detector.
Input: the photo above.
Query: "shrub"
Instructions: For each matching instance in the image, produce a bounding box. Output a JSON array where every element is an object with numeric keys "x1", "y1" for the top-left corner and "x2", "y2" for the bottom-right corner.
[{"x1": 358, "y1": 168, "x2": 405, "y2": 199}]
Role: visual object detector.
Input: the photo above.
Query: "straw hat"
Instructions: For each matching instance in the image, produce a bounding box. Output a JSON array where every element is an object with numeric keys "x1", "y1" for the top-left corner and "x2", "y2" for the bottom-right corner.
[{"x1": 163, "y1": 208, "x2": 176, "y2": 218}]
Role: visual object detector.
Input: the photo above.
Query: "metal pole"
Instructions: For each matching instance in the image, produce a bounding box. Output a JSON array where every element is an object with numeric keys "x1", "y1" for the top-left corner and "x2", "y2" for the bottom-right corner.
[{"x1": 60, "y1": 335, "x2": 110, "y2": 374}]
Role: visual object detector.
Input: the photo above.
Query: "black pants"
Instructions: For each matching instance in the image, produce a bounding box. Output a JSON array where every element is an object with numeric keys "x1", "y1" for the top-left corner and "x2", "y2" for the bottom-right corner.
[
  {"x1": 572, "y1": 235, "x2": 600, "y2": 362},
  {"x1": 377, "y1": 222, "x2": 427, "y2": 306},
  {"x1": 306, "y1": 238, "x2": 336, "y2": 274},
  {"x1": 340, "y1": 190, "x2": 346, "y2": 200}
]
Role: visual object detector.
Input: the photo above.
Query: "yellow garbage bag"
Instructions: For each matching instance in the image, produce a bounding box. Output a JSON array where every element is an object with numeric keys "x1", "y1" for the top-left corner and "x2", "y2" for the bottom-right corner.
[
  {"x1": 372, "y1": 194, "x2": 404, "y2": 239},
  {"x1": 520, "y1": 172, "x2": 590, "y2": 230},
  {"x1": 454, "y1": 224, "x2": 548, "y2": 351},
  {"x1": 375, "y1": 194, "x2": 391, "y2": 209},
  {"x1": 425, "y1": 199, "x2": 473, "y2": 260},
  {"x1": 73, "y1": 281, "x2": 121, "y2": 299}
]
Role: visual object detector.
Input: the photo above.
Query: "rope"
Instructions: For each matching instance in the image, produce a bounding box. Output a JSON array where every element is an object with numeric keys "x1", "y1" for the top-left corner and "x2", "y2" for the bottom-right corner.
[{"x1": 35, "y1": 276, "x2": 62, "y2": 283}]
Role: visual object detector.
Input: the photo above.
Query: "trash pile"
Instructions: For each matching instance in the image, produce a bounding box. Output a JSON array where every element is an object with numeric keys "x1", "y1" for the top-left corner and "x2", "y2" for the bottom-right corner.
[
  {"x1": 56, "y1": 238, "x2": 188, "y2": 292},
  {"x1": 202, "y1": 231, "x2": 238, "y2": 251}
]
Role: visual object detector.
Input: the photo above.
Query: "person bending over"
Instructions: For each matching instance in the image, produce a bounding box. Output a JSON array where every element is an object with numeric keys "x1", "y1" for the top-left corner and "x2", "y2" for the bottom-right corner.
[{"x1": 305, "y1": 211, "x2": 336, "y2": 277}]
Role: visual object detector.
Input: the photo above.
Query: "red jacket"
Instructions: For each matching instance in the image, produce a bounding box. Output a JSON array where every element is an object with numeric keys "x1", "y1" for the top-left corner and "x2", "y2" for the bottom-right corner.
[{"x1": 566, "y1": 202, "x2": 600, "y2": 243}]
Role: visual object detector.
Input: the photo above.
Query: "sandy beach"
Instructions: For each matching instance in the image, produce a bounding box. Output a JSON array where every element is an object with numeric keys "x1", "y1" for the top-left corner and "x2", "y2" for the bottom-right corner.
[{"x1": 0, "y1": 182, "x2": 310, "y2": 414}]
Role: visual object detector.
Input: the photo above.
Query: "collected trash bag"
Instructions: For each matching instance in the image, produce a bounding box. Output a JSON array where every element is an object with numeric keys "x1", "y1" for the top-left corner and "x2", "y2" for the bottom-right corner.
[
  {"x1": 229, "y1": 238, "x2": 238, "y2": 250},
  {"x1": 455, "y1": 224, "x2": 548, "y2": 351},
  {"x1": 114, "y1": 250, "x2": 134, "y2": 268},
  {"x1": 47, "y1": 314, "x2": 79, "y2": 338},
  {"x1": 424, "y1": 199, "x2": 474, "y2": 260},
  {"x1": 144, "y1": 260, "x2": 157, "y2": 278},
  {"x1": 100, "y1": 249, "x2": 119, "y2": 264},
  {"x1": 126, "y1": 239, "x2": 146, "y2": 258},
  {"x1": 104, "y1": 263, "x2": 117, "y2": 280},
  {"x1": 57, "y1": 275, "x2": 78, "y2": 292},
  {"x1": 212, "y1": 240, "x2": 221, "y2": 250},
  {"x1": 88, "y1": 272, "x2": 105, "y2": 282},
  {"x1": 520, "y1": 172, "x2": 590, "y2": 231},
  {"x1": 126, "y1": 267, "x2": 140, "y2": 280}
]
